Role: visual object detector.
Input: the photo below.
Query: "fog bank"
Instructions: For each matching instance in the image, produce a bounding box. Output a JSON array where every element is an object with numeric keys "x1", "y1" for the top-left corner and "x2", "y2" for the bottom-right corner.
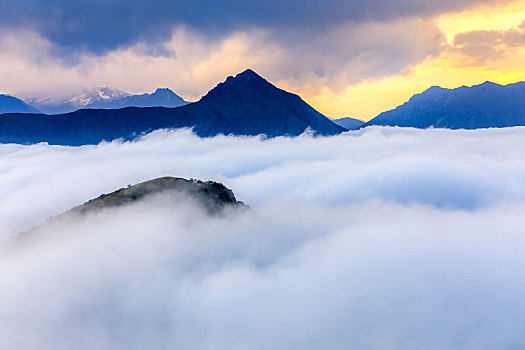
[{"x1": 1, "y1": 127, "x2": 525, "y2": 349}]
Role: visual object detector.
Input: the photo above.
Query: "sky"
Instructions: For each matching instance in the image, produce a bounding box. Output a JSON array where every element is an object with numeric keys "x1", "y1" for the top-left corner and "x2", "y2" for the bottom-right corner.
[
  {"x1": 2, "y1": 127, "x2": 525, "y2": 348},
  {"x1": 1, "y1": 0, "x2": 525, "y2": 119}
]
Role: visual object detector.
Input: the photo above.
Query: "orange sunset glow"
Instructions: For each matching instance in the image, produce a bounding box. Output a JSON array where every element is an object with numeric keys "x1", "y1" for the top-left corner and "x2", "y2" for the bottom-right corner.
[{"x1": 303, "y1": 0, "x2": 525, "y2": 120}]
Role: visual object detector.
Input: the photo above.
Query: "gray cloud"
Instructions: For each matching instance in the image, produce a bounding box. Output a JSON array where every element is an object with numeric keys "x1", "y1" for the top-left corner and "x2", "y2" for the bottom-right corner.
[
  {"x1": 1, "y1": 127, "x2": 525, "y2": 348},
  {"x1": 0, "y1": 0, "x2": 511, "y2": 102},
  {"x1": 0, "y1": 19, "x2": 444, "y2": 101},
  {"x1": 451, "y1": 20, "x2": 525, "y2": 64},
  {"x1": 0, "y1": 0, "x2": 502, "y2": 53},
  {"x1": 264, "y1": 18, "x2": 445, "y2": 90}
]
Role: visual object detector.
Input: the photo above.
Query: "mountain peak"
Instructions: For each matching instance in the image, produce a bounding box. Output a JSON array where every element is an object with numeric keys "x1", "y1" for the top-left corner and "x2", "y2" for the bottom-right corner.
[
  {"x1": 201, "y1": 69, "x2": 278, "y2": 103},
  {"x1": 69, "y1": 177, "x2": 246, "y2": 216},
  {"x1": 420, "y1": 86, "x2": 446, "y2": 96},
  {"x1": 235, "y1": 69, "x2": 270, "y2": 85},
  {"x1": 331, "y1": 117, "x2": 364, "y2": 130},
  {"x1": 192, "y1": 69, "x2": 345, "y2": 136},
  {"x1": 153, "y1": 88, "x2": 175, "y2": 95},
  {"x1": 237, "y1": 68, "x2": 261, "y2": 79},
  {"x1": 145, "y1": 88, "x2": 186, "y2": 107},
  {"x1": 85, "y1": 87, "x2": 130, "y2": 97},
  {"x1": 68, "y1": 87, "x2": 130, "y2": 108},
  {"x1": 477, "y1": 81, "x2": 502, "y2": 89},
  {"x1": 226, "y1": 68, "x2": 269, "y2": 86}
]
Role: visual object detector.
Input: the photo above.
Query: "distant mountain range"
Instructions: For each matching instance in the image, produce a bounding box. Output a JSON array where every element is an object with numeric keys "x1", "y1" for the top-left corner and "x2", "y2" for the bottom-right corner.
[
  {"x1": 26, "y1": 87, "x2": 188, "y2": 114},
  {"x1": 363, "y1": 81, "x2": 525, "y2": 129},
  {"x1": 332, "y1": 117, "x2": 364, "y2": 130},
  {"x1": 0, "y1": 69, "x2": 346, "y2": 145},
  {"x1": 0, "y1": 94, "x2": 40, "y2": 114},
  {"x1": 4, "y1": 76, "x2": 525, "y2": 145}
]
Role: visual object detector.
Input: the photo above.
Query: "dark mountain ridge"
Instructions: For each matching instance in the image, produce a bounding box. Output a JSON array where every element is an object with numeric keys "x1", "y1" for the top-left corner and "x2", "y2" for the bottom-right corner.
[
  {"x1": 0, "y1": 69, "x2": 346, "y2": 145},
  {"x1": 69, "y1": 176, "x2": 246, "y2": 215},
  {"x1": 362, "y1": 81, "x2": 525, "y2": 129}
]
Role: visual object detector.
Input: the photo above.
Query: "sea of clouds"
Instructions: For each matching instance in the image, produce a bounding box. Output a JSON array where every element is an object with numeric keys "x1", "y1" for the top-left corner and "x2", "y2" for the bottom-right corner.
[{"x1": 1, "y1": 126, "x2": 525, "y2": 349}]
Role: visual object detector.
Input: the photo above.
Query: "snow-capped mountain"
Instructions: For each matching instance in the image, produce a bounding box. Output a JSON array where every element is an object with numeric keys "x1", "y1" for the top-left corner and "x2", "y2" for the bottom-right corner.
[
  {"x1": 70, "y1": 87, "x2": 132, "y2": 109},
  {"x1": 28, "y1": 87, "x2": 187, "y2": 114},
  {"x1": 86, "y1": 88, "x2": 188, "y2": 110}
]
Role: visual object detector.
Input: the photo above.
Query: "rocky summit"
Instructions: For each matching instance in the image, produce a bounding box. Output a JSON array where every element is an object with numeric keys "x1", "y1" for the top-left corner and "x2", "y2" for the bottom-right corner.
[
  {"x1": 69, "y1": 176, "x2": 246, "y2": 215},
  {"x1": 9, "y1": 177, "x2": 247, "y2": 246}
]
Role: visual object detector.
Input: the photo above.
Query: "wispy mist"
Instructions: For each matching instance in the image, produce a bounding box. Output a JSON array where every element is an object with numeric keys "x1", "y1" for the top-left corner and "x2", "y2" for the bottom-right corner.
[{"x1": 1, "y1": 127, "x2": 525, "y2": 349}]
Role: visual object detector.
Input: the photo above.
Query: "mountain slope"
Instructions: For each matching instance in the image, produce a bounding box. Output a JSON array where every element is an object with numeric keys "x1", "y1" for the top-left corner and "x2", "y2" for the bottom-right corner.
[
  {"x1": 0, "y1": 69, "x2": 346, "y2": 145},
  {"x1": 362, "y1": 81, "x2": 525, "y2": 129},
  {"x1": 332, "y1": 117, "x2": 364, "y2": 130},
  {"x1": 29, "y1": 87, "x2": 187, "y2": 114},
  {"x1": 0, "y1": 94, "x2": 39, "y2": 114},
  {"x1": 179, "y1": 69, "x2": 346, "y2": 137}
]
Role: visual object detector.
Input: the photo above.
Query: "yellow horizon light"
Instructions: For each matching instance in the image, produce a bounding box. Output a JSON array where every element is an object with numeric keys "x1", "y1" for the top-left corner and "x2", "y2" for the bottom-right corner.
[{"x1": 302, "y1": 0, "x2": 525, "y2": 121}]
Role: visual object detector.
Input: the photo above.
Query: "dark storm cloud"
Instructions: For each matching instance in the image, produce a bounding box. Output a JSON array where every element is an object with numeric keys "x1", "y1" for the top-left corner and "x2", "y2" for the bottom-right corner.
[{"x1": 0, "y1": 0, "x2": 502, "y2": 53}]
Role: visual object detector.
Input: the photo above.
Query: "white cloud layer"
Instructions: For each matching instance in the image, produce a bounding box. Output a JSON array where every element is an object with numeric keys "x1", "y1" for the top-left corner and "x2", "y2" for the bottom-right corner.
[{"x1": 1, "y1": 127, "x2": 525, "y2": 349}]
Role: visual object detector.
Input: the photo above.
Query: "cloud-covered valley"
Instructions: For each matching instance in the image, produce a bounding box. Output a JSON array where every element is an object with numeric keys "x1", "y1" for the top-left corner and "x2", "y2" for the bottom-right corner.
[{"x1": 1, "y1": 127, "x2": 525, "y2": 349}]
